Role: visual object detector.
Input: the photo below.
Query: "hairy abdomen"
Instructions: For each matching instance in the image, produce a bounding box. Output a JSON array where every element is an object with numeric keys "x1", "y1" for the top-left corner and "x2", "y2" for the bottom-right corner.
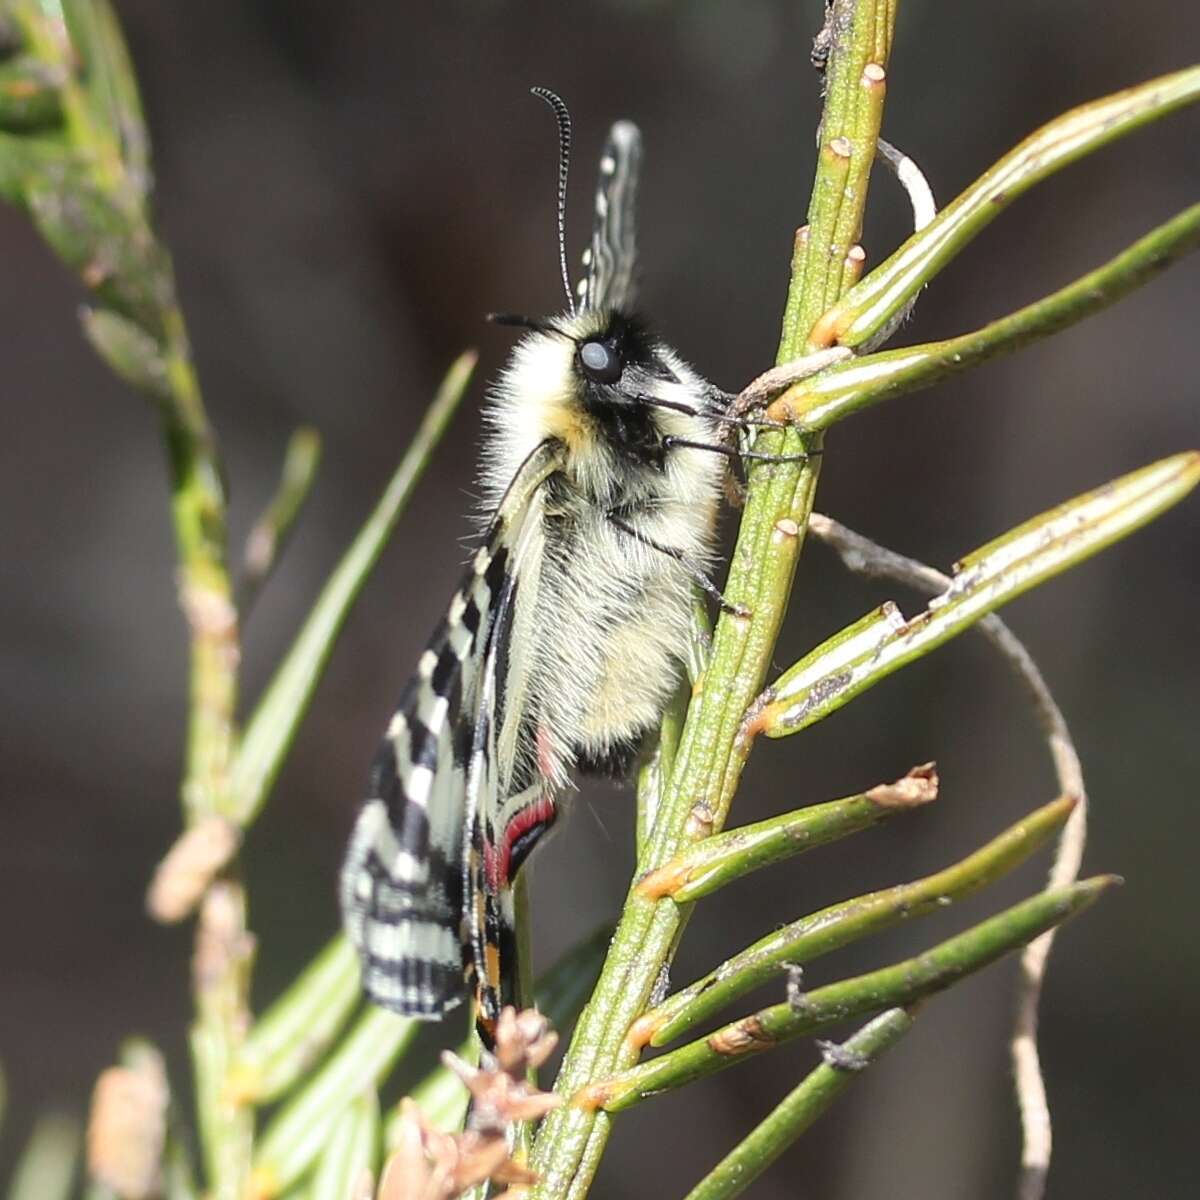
[{"x1": 533, "y1": 499, "x2": 712, "y2": 779}]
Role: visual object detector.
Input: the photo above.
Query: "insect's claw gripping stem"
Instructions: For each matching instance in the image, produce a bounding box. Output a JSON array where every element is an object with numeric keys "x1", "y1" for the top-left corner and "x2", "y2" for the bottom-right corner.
[{"x1": 733, "y1": 346, "x2": 855, "y2": 417}]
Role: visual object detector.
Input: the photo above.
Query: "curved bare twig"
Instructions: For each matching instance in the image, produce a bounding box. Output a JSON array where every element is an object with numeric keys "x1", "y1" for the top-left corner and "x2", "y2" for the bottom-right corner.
[{"x1": 807, "y1": 511, "x2": 1086, "y2": 1200}]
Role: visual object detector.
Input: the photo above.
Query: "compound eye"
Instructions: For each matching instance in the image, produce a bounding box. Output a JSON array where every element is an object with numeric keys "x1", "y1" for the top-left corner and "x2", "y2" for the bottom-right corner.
[{"x1": 579, "y1": 339, "x2": 622, "y2": 384}]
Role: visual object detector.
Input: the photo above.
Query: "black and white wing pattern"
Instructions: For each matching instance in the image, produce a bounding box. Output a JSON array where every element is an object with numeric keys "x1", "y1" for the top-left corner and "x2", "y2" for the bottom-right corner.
[
  {"x1": 340, "y1": 440, "x2": 564, "y2": 1023},
  {"x1": 580, "y1": 120, "x2": 642, "y2": 313}
]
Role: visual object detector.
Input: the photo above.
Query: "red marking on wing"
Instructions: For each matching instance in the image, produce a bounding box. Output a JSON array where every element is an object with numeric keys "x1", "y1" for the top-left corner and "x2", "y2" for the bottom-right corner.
[{"x1": 483, "y1": 792, "x2": 557, "y2": 893}]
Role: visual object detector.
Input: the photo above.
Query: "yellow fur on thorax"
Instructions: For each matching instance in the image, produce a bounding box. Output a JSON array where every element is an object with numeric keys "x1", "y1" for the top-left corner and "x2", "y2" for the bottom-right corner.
[{"x1": 536, "y1": 390, "x2": 594, "y2": 458}]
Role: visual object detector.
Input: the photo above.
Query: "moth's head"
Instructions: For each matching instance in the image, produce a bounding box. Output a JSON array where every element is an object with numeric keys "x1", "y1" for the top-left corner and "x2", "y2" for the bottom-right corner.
[
  {"x1": 491, "y1": 308, "x2": 663, "y2": 394},
  {"x1": 491, "y1": 305, "x2": 706, "y2": 473}
]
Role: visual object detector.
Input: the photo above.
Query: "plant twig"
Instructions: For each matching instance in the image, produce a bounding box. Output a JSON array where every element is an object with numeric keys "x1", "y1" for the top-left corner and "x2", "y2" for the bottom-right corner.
[
  {"x1": 250, "y1": 1010, "x2": 419, "y2": 1199},
  {"x1": 808, "y1": 512, "x2": 1087, "y2": 1200},
  {"x1": 310, "y1": 1094, "x2": 380, "y2": 1200},
  {"x1": 810, "y1": 65, "x2": 1200, "y2": 350},
  {"x1": 579, "y1": 877, "x2": 1116, "y2": 1111},
  {"x1": 189, "y1": 882, "x2": 254, "y2": 1200},
  {"x1": 226, "y1": 935, "x2": 361, "y2": 1106},
  {"x1": 750, "y1": 454, "x2": 1200, "y2": 739},
  {"x1": 0, "y1": 10, "x2": 261, "y2": 1194},
  {"x1": 777, "y1": 203, "x2": 1200, "y2": 431},
  {"x1": 239, "y1": 427, "x2": 323, "y2": 617},
  {"x1": 6, "y1": 0, "x2": 239, "y2": 826},
  {"x1": 639, "y1": 795, "x2": 1073, "y2": 1049},
  {"x1": 681, "y1": 1007, "x2": 916, "y2": 1200},
  {"x1": 8, "y1": 1114, "x2": 81, "y2": 1200},
  {"x1": 636, "y1": 764, "x2": 937, "y2": 903}
]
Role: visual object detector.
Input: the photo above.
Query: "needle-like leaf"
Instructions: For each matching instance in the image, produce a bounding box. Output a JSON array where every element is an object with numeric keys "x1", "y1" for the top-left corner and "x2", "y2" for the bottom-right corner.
[{"x1": 751, "y1": 454, "x2": 1200, "y2": 739}]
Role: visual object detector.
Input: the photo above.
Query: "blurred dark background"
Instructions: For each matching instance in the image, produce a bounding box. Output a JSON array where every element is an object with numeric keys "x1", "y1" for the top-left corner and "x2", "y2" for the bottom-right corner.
[{"x1": 2, "y1": 2, "x2": 1197, "y2": 1196}]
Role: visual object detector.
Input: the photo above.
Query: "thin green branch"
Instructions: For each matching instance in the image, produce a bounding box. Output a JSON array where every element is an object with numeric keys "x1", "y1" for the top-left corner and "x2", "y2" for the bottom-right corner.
[
  {"x1": 0, "y1": 15, "x2": 256, "y2": 1192},
  {"x1": 3, "y1": 0, "x2": 237, "y2": 825},
  {"x1": 79, "y1": 306, "x2": 171, "y2": 398},
  {"x1": 229, "y1": 350, "x2": 476, "y2": 827},
  {"x1": 0, "y1": 127, "x2": 60, "y2": 203},
  {"x1": 59, "y1": 0, "x2": 151, "y2": 197},
  {"x1": 8, "y1": 1114, "x2": 80, "y2": 1200},
  {"x1": 164, "y1": 1130, "x2": 202, "y2": 1200},
  {"x1": 227, "y1": 934, "x2": 360, "y2": 1106},
  {"x1": 582, "y1": 876, "x2": 1116, "y2": 1112},
  {"x1": 189, "y1": 883, "x2": 254, "y2": 1200},
  {"x1": 10, "y1": 0, "x2": 123, "y2": 191},
  {"x1": 250, "y1": 1010, "x2": 418, "y2": 1200},
  {"x1": 642, "y1": 795, "x2": 1073, "y2": 1049},
  {"x1": 309, "y1": 1093, "x2": 379, "y2": 1200},
  {"x1": 529, "y1": 7, "x2": 898, "y2": 1195},
  {"x1": 808, "y1": 512, "x2": 1089, "y2": 1200},
  {"x1": 634, "y1": 611, "x2": 699, "y2": 852},
  {"x1": 778, "y1": 203, "x2": 1200, "y2": 431},
  {"x1": 809, "y1": 65, "x2": 1200, "y2": 350},
  {"x1": 239, "y1": 427, "x2": 323, "y2": 617},
  {"x1": 752, "y1": 453, "x2": 1200, "y2": 739},
  {"x1": 636, "y1": 764, "x2": 937, "y2": 904},
  {"x1": 681, "y1": 1007, "x2": 916, "y2": 1200}
]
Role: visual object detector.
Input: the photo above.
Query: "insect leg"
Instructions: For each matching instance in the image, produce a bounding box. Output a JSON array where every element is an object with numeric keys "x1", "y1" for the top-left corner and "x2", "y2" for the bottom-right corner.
[
  {"x1": 606, "y1": 512, "x2": 749, "y2": 617},
  {"x1": 634, "y1": 391, "x2": 788, "y2": 434},
  {"x1": 663, "y1": 435, "x2": 822, "y2": 467}
]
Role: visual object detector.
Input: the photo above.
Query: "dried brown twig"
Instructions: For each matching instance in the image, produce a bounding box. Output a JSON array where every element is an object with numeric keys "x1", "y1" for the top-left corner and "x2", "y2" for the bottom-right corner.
[{"x1": 376, "y1": 1009, "x2": 561, "y2": 1200}]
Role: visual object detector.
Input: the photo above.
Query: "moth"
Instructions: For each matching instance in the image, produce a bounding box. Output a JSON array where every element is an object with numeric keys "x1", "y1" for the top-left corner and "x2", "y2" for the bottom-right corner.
[{"x1": 340, "y1": 90, "x2": 816, "y2": 1034}]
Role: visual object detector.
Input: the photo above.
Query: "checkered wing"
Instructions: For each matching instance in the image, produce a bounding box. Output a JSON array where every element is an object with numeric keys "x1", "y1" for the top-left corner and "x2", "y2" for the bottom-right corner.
[
  {"x1": 340, "y1": 440, "x2": 564, "y2": 1019},
  {"x1": 580, "y1": 120, "x2": 642, "y2": 313}
]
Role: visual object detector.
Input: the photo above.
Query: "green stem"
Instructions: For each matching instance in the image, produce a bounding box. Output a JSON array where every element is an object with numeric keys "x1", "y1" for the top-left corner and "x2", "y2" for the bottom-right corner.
[
  {"x1": 528, "y1": 4, "x2": 898, "y2": 1196},
  {"x1": 11, "y1": 0, "x2": 123, "y2": 190},
  {"x1": 60, "y1": 0, "x2": 151, "y2": 196},
  {"x1": 189, "y1": 883, "x2": 255, "y2": 1200},
  {"x1": 7, "y1": 2, "x2": 237, "y2": 823},
  {"x1": 644, "y1": 795, "x2": 1073, "y2": 1048},
  {"x1": 239, "y1": 427, "x2": 323, "y2": 616},
  {"x1": 583, "y1": 877, "x2": 1115, "y2": 1111},
  {"x1": 754, "y1": 453, "x2": 1200, "y2": 738},
  {"x1": 0, "y1": 55, "x2": 62, "y2": 129},
  {"x1": 7, "y1": 1115, "x2": 80, "y2": 1200},
  {"x1": 782, "y1": 203, "x2": 1200, "y2": 431},
  {"x1": 2, "y1": 9, "x2": 251, "y2": 1194},
  {"x1": 637, "y1": 771, "x2": 936, "y2": 905},
  {"x1": 681, "y1": 1007, "x2": 916, "y2": 1200},
  {"x1": 227, "y1": 934, "x2": 360, "y2": 1106},
  {"x1": 811, "y1": 65, "x2": 1200, "y2": 350},
  {"x1": 309, "y1": 1093, "x2": 380, "y2": 1200},
  {"x1": 643, "y1": 796, "x2": 1075, "y2": 1051},
  {"x1": 250, "y1": 1010, "x2": 418, "y2": 1199}
]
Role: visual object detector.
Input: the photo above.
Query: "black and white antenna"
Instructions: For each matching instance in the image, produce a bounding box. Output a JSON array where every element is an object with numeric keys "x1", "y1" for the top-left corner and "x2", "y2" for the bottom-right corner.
[{"x1": 530, "y1": 87, "x2": 576, "y2": 316}]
